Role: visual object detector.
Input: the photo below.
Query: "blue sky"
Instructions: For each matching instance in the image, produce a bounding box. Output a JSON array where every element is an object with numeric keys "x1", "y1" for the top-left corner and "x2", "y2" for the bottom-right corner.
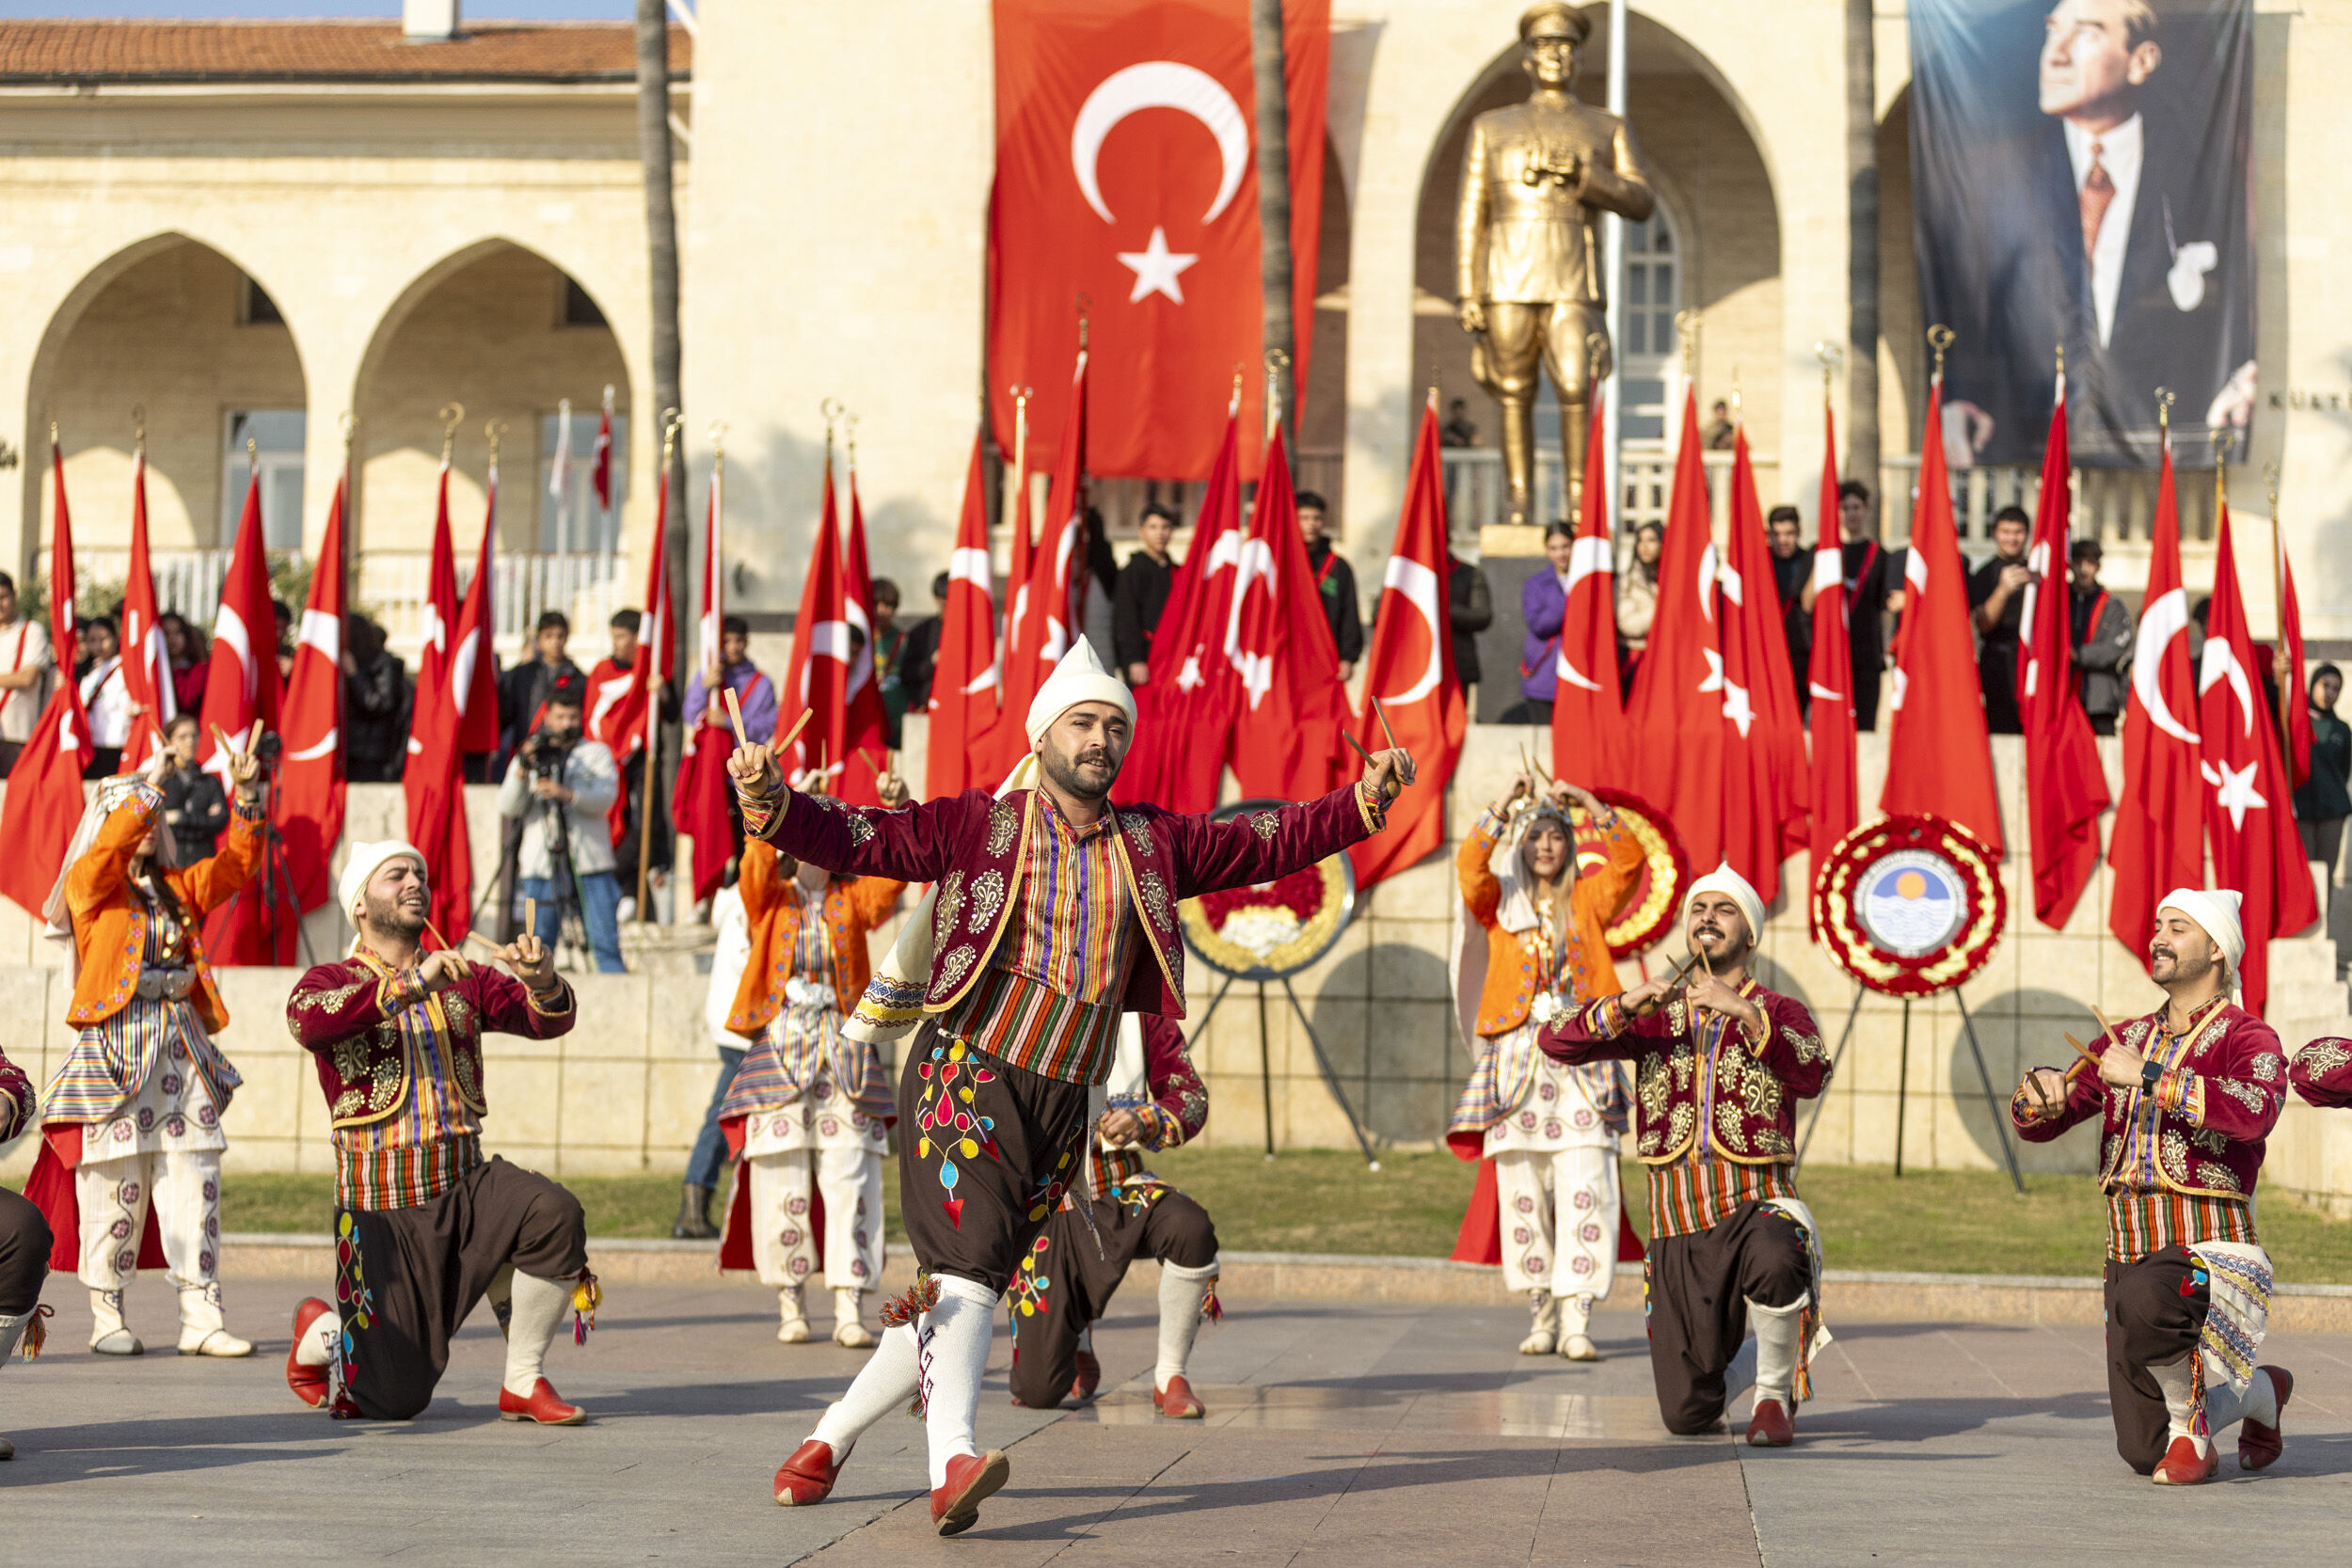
[{"x1": 2, "y1": 3, "x2": 648, "y2": 17}]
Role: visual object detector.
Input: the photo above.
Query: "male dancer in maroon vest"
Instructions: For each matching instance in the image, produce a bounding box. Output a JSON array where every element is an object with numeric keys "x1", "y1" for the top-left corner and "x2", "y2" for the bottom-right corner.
[{"x1": 729, "y1": 641, "x2": 1410, "y2": 1535}]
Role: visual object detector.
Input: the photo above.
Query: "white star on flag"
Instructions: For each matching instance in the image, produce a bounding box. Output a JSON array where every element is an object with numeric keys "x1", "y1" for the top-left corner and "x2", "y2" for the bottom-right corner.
[
  {"x1": 1697, "y1": 647, "x2": 1725, "y2": 693},
  {"x1": 1722, "y1": 678, "x2": 1755, "y2": 737},
  {"x1": 1118, "y1": 226, "x2": 1199, "y2": 304},
  {"x1": 2201, "y1": 758, "x2": 2266, "y2": 831}
]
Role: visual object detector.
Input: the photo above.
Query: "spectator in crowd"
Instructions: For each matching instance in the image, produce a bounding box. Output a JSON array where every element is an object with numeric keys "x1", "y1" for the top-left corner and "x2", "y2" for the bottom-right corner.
[
  {"x1": 870, "y1": 577, "x2": 908, "y2": 747},
  {"x1": 2296, "y1": 664, "x2": 2349, "y2": 932},
  {"x1": 1767, "y1": 505, "x2": 1811, "y2": 713},
  {"x1": 897, "y1": 571, "x2": 946, "y2": 714},
  {"x1": 72, "y1": 618, "x2": 95, "y2": 683},
  {"x1": 271, "y1": 598, "x2": 295, "y2": 684},
  {"x1": 1450, "y1": 549, "x2": 1494, "y2": 696},
  {"x1": 158, "y1": 611, "x2": 207, "y2": 715},
  {"x1": 1616, "y1": 521, "x2": 1663, "y2": 696},
  {"x1": 78, "y1": 613, "x2": 130, "y2": 776},
  {"x1": 1518, "y1": 521, "x2": 1576, "y2": 723},
  {"x1": 498, "y1": 677, "x2": 627, "y2": 974},
  {"x1": 1441, "y1": 398, "x2": 1479, "y2": 449},
  {"x1": 588, "y1": 609, "x2": 675, "y2": 899},
  {"x1": 0, "y1": 569, "x2": 55, "y2": 777},
  {"x1": 683, "y1": 614, "x2": 776, "y2": 742},
  {"x1": 2066, "y1": 539, "x2": 2134, "y2": 736},
  {"x1": 499, "y1": 610, "x2": 584, "y2": 764},
  {"x1": 1113, "y1": 502, "x2": 1180, "y2": 683},
  {"x1": 1296, "y1": 491, "x2": 1363, "y2": 680},
  {"x1": 341, "y1": 613, "x2": 409, "y2": 784},
  {"x1": 1966, "y1": 504, "x2": 2034, "y2": 734},
  {"x1": 1703, "y1": 400, "x2": 1736, "y2": 451},
  {"x1": 1828, "y1": 482, "x2": 1895, "y2": 732},
  {"x1": 675, "y1": 858, "x2": 754, "y2": 1239},
  {"x1": 157, "y1": 712, "x2": 228, "y2": 863}
]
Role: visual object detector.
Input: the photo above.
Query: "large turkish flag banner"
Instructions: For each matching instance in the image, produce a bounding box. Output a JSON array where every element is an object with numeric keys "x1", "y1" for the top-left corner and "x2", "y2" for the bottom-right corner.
[{"x1": 989, "y1": 0, "x2": 1329, "y2": 480}]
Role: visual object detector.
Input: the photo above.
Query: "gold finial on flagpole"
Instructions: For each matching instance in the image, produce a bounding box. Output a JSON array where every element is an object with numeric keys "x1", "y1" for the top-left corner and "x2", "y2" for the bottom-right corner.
[
  {"x1": 2264, "y1": 459, "x2": 2280, "y2": 521},
  {"x1": 1229, "y1": 365, "x2": 1245, "y2": 417},
  {"x1": 2154, "y1": 387, "x2": 2173, "y2": 436},
  {"x1": 2055, "y1": 341, "x2": 2066, "y2": 382},
  {"x1": 437, "y1": 402, "x2": 464, "y2": 465},
  {"x1": 845, "y1": 411, "x2": 859, "y2": 478},
  {"x1": 660, "y1": 406, "x2": 680, "y2": 472},
  {"x1": 1586, "y1": 332, "x2": 1608, "y2": 386},
  {"x1": 484, "y1": 419, "x2": 506, "y2": 472},
  {"x1": 1816, "y1": 341, "x2": 1843, "y2": 401},
  {"x1": 1263, "y1": 348, "x2": 1290, "y2": 440},
  {"x1": 338, "y1": 410, "x2": 355, "y2": 454},
  {"x1": 132, "y1": 404, "x2": 146, "y2": 457},
  {"x1": 1075, "y1": 292, "x2": 1091, "y2": 353},
  {"x1": 247, "y1": 435, "x2": 260, "y2": 481},
  {"x1": 1676, "y1": 310, "x2": 1700, "y2": 376},
  {"x1": 1928, "y1": 325, "x2": 1954, "y2": 382},
  {"x1": 708, "y1": 418, "x2": 728, "y2": 482},
  {"x1": 1731, "y1": 368, "x2": 1742, "y2": 427}
]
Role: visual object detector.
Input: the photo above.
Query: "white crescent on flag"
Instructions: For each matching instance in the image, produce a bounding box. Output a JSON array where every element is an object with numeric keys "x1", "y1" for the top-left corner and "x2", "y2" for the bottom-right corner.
[
  {"x1": 2133, "y1": 587, "x2": 2201, "y2": 744},
  {"x1": 2199, "y1": 636, "x2": 2256, "y2": 738},
  {"x1": 1554, "y1": 537, "x2": 1612, "y2": 694},
  {"x1": 1071, "y1": 62, "x2": 1248, "y2": 226},
  {"x1": 1377, "y1": 555, "x2": 1445, "y2": 705}
]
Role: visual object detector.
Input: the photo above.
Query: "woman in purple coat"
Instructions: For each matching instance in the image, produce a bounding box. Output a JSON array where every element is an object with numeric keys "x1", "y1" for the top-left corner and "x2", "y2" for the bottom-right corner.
[{"x1": 1518, "y1": 523, "x2": 1575, "y2": 720}]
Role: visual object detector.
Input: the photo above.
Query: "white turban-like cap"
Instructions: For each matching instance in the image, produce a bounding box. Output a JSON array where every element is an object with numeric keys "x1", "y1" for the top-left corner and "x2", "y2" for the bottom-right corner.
[
  {"x1": 1686, "y1": 860, "x2": 1765, "y2": 945},
  {"x1": 1024, "y1": 639, "x2": 1136, "y2": 746},
  {"x1": 340, "y1": 840, "x2": 427, "y2": 926},
  {"x1": 2158, "y1": 887, "x2": 2246, "y2": 972}
]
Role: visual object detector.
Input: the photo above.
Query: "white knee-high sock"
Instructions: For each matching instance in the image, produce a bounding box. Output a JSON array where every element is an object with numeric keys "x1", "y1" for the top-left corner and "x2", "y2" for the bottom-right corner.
[
  {"x1": 293, "y1": 1307, "x2": 338, "y2": 1369},
  {"x1": 810, "y1": 1322, "x2": 921, "y2": 1453},
  {"x1": 2193, "y1": 1364, "x2": 2277, "y2": 1438},
  {"x1": 1155, "y1": 1259, "x2": 1219, "y2": 1389},
  {"x1": 501, "y1": 1271, "x2": 574, "y2": 1398},
  {"x1": 2148, "y1": 1355, "x2": 2205, "y2": 1453},
  {"x1": 917, "y1": 1275, "x2": 999, "y2": 1490},
  {"x1": 1748, "y1": 1297, "x2": 1807, "y2": 1408}
]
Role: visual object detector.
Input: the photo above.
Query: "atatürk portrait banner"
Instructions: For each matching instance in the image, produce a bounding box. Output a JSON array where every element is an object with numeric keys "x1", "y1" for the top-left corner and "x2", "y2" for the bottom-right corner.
[{"x1": 1910, "y1": 0, "x2": 2254, "y2": 467}]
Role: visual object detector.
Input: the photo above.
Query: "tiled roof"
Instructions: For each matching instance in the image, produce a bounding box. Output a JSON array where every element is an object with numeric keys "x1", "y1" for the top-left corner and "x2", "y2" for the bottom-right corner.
[{"x1": 0, "y1": 21, "x2": 690, "y2": 85}]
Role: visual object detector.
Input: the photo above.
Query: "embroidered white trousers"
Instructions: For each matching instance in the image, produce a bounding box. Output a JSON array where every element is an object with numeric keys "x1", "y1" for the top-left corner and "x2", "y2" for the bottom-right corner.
[
  {"x1": 75, "y1": 1148, "x2": 222, "y2": 1291},
  {"x1": 1493, "y1": 1145, "x2": 1618, "y2": 1301},
  {"x1": 747, "y1": 1147, "x2": 883, "y2": 1292}
]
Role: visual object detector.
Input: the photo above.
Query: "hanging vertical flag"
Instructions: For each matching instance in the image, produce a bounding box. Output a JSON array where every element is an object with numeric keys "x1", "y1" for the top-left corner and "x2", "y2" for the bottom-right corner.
[
  {"x1": 1624, "y1": 387, "x2": 1724, "y2": 876},
  {"x1": 2200, "y1": 504, "x2": 2319, "y2": 1015},
  {"x1": 548, "y1": 397, "x2": 573, "y2": 553},
  {"x1": 198, "y1": 447, "x2": 291, "y2": 958},
  {"x1": 987, "y1": 345, "x2": 1088, "y2": 782},
  {"x1": 2108, "y1": 426, "x2": 2204, "y2": 958},
  {"x1": 1882, "y1": 363, "x2": 2004, "y2": 856},
  {"x1": 2280, "y1": 545, "x2": 2312, "y2": 790},
  {"x1": 836, "y1": 444, "x2": 890, "y2": 805},
  {"x1": 404, "y1": 442, "x2": 475, "y2": 944},
  {"x1": 1227, "y1": 422, "x2": 1350, "y2": 801},
  {"x1": 277, "y1": 459, "x2": 349, "y2": 925},
  {"x1": 1716, "y1": 422, "x2": 1810, "y2": 903},
  {"x1": 1550, "y1": 386, "x2": 1626, "y2": 791},
  {"x1": 926, "y1": 431, "x2": 1001, "y2": 800},
  {"x1": 673, "y1": 447, "x2": 741, "y2": 906},
  {"x1": 453, "y1": 454, "x2": 501, "y2": 754},
  {"x1": 408, "y1": 448, "x2": 460, "y2": 768},
  {"x1": 1349, "y1": 392, "x2": 1464, "y2": 889},
  {"x1": 117, "y1": 434, "x2": 174, "y2": 773},
  {"x1": 593, "y1": 386, "x2": 614, "y2": 523},
  {"x1": 0, "y1": 436, "x2": 90, "y2": 918},
  {"x1": 598, "y1": 420, "x2": 675, "y2": 846},
  {"x1": 776, "y1": 460, "x2": 855, "y2": 792},
  {"x1": 1805, "y1": 400, "x2": 1859, "y2": 926}
]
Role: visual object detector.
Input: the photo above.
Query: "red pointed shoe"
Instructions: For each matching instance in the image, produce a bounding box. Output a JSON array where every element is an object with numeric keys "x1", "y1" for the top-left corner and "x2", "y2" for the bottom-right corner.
[
  {"x1": 1152, "y1": 1374, "x2": 1206, "y2": 1419},
  {"x1": 287, "y1": 1297, "x2": 331, "y2": 1409},
  {"x1": 2153, "y1": 1434, "x2": 2219, "y2": 1485},
  {"x1": 1745, "y1": 1398, "x2": 1795, "y2": 1448},
  {"x1": 774, "y1": 1439, "x2": 845, "y2": 1506},
  {"x1": 930, "y1": 1449, "x2": 1009, "y2": 1537},
  {"x1": 498, "y1": 1378, "x2": 586, "y2": 1426},
  {"x1": 2239, "y1": 1367, "x2": 2293, "y2": 1472},
  {"x1": 1069, "y1": 1347, "x2": 1101, "y2": 1402}
]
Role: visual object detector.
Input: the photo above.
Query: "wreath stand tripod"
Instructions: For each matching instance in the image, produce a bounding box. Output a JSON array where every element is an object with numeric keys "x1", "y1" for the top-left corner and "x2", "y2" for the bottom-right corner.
[{"x1": 1186, "y1": 973, "x2": 1380, "y2": 1171}]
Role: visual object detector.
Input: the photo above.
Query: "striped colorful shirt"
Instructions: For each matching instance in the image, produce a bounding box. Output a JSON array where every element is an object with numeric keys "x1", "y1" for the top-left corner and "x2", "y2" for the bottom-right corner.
[
  {"x1": 2106, "y1": 1187, "x2": 2257, "y2": 1263},
  {"x1": 1645, "y1": 1158, "x2": 1799, "y2": 1241},
  {"x1": 332, "y1": 949, "x2": 487, "y2": 1210},
  {"x1": 2107, "y1": 995, "x2": 2228, "y2": 1192},
  {"x1": 939, "y1": 793, "x2": 1136, "y2": 1085}
]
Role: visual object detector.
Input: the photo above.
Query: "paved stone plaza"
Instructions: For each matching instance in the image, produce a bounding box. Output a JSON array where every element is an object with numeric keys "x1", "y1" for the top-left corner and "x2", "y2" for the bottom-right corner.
[{"x1": 2, "y1": 1275, "x2": 2348, "y2": 1565}]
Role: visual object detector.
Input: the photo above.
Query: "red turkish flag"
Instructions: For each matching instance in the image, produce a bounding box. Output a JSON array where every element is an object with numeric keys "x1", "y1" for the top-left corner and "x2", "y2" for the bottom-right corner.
[
  {"x1": 1804, "y1": 401, "x2": 1859, "y2": 927},
  {"x1": 453, "y1": 469, "x2": 501, "y2": 755},
  {"x1": 1624, "y1": 388, "x2": 1724, "y2": 875},
  {"x1": 1117, "y1": 397, "x2": 1243, "y2": 812},
  {"x1": 1717, "y1": 425, "x2": 1808, "y2": 904},
  {"x1": 117, "y1": 447, "x2": 173, "y2": 774},
  {"x1": 672, "y1": 473, "x2": 743, "y2": 907},
  {"x1": 927, "y1": 432, "x2": 1003, "y2": 800},
  {"x1": 988, "y1": 0, "x2": 1329, "y2": 480},
  {"x1": 777, "y1": 470, "x2": 855, "y2": 795},
  {"x1": 402, "y1": 466, "x2": 499, "y2": 944},
  {"x1": 836, "y1": 466, "x2": 890, "y2": 805},
  {"x1": 2280, "y1": 549, "x2": 2312, "y2": 789},
  {"x1": 1227, "y1": 425, "x2": 1349, "y2": 800},
  {"x1": 1349, "y1": 395, "x2": 1464, "y2": 889},
  {"x1": 2108, "y1": 438, "x2": 2204, "y2": 958},
  {"x1": 2200, "y1": 506, "x2": 2319, "y2": 1016},
  {"x1": 1882, "y1": 372, "x2": 2004, "y2": 855},
  {"x1": 197, "y1": 463, "x2": 289, "y2": 965},
  {"x1": 986, "y1": 349, "x2": 1089, "y2": 783},
  {"x1": 276, "y1": 471, "x2": 349, "y2": 924},
  {"x1": 592, "y1": 390, "x2": 614, "y2": 515},
  {"x1": 1550, "y1": 388, "x2": 1628, "y2": 792},
  {"x1": 2017, "y1": 379, "x2": 2109, "y2": 927},
  {"x1": 0, "y1": 441, "x2": 90, "y2": 919},
  {"x1": 596, "y1": 442, "x2": 675, "y2": 845}
]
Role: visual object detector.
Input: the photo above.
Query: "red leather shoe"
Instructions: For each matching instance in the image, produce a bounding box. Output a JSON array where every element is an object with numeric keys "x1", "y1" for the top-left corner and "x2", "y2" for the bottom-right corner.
[
  {"x1": 930, "y1": 1449, "x2": 1009, "y2": 1537},
  {"x1": 2239, "y1": 1367, "x2": 2293, "y2": 1472},
  {"x1": 1069, "y1": 1347, "x2": 1102, "y2": 1402},
  {"x1": 498, "y1": 1378, "x2": 586, "y2": 1426},
  {"x1": 286, "y1": 1298, "x2": 332, "y2": 1410},
  {"x1": 2153, "y1": 1434, "x2": 2219, "y2": 1485},
  {"x1": 1152, "y1": 1374, "x2": 1206, "y2": 1419},
  {"x1": 773, "y1": 1439, "x2": 845, "y2": 1506},
  {"x1": 1745, "y1": 1398, "x2": 1795, "y2": 1448}
]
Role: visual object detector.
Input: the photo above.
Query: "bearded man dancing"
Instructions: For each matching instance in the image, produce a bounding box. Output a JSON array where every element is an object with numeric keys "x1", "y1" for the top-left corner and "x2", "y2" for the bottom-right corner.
[
  {"x1": 24, "y1": 744, "x2": 264, "y2": 1358},
  {"x1": 1450, "y1": 773, "x2": 1642, "y2": 1360},
  {"x1": 2011, "y1": 890, "x2": 2290, "y2": 1484},
  {"x1": 733, "y1": 641, "x2": 1410, "y2": 1536},
  {"x1": 1544, "y1": 864, "x2": 1832, "y2": 1445},
  {"x1": 281, "y1": 843, "x2": 594, "y2": 1424}
]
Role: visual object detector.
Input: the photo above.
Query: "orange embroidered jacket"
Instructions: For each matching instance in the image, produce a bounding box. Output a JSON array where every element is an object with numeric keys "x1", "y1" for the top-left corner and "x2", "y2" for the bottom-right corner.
[
  {"x1": 723, "y1": 840, "x2": 904, "y2": 1039},
  {"x1": 1458, "y1": 808, "x2": 1642, "y2": 1039},
  {"x1": 66, "y1": 782, "x2": 262, "y2": 1035}
]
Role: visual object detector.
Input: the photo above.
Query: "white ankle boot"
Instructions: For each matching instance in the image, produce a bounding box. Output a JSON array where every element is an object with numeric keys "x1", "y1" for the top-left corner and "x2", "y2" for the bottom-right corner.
[
  {"x1": 1559, "y1": 1293, "x2": 1599, "y2": 1362},
  {"x1": 833, "y1": 1286, "x2": 875, "y2": 1349},
  {"x1": 88, "y1": 1289, "x2": 143, "y2": 1356},
  {"x1": 177, "y1": 1282, "x2": 253, "y2": 1358},
  {"x1": 1518, "y1": 1291, "x2": 1559, "y2": 1355},
  {"x1": 777, "y1": 1285, "x2": 811, "y2": 1343}
]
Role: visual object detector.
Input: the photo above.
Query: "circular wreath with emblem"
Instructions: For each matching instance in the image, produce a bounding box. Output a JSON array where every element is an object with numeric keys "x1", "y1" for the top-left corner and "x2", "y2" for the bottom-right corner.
[
  {"x1": 1565, "y1": 786, "x2": 1689, "y2": 955},
  {"x1": 1177, "y1": 799, "x2": 1358, "y2": 981},
  {"x1": 1811, "y1": 813, "x2": 2005, "y2": 997}
]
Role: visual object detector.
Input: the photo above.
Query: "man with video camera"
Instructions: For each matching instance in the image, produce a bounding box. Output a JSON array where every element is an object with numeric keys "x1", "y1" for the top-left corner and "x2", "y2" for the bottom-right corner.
[{"x1": 497, "y1": 677, "x2": 626, "y2": 974}]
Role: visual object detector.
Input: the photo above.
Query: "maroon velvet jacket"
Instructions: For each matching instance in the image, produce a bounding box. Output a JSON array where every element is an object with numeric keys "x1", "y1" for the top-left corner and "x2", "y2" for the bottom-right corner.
[
  {"x1": 0, "y1": 1044, "x2": 31, "y2": 1145},
  {"x1": 2288, "y1": 1037, "x2": 2352, "y2": 1108},
  {"x1": 286, "y1": 952, "x2": 575, "y2": 1129},
  {"x1": 1542, "y1": 980, "x2": 1830, "y2": 1165},
  {"x1": 1094, "y1": 1014, "x2": 1209, "y2": 1192},
  {"x1": 755, "y1": 784, "x2": 1380, "y2": 1020},
  {"x1": 2010, "y1": 1001, "x2": 2285, "y2": 1199}
]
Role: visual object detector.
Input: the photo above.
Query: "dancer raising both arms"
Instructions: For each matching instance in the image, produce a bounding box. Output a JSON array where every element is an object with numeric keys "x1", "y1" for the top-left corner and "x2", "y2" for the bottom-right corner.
[
  {"x1": 731, "y1": 641, "x2": 1410, "y2": 1536},
  {"x1": 2012, "y1": 890, "x2": 2290, "y2": 1485},
  {"x1": 1544, "y1": 864, "x2": 1833, "y2": 1445}
]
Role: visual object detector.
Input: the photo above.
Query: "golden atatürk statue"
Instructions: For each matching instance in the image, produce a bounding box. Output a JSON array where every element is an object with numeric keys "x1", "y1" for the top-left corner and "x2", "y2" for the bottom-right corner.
[{"x1": 1455, "y1": 2, "x2": 1656, "y2": 527}]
